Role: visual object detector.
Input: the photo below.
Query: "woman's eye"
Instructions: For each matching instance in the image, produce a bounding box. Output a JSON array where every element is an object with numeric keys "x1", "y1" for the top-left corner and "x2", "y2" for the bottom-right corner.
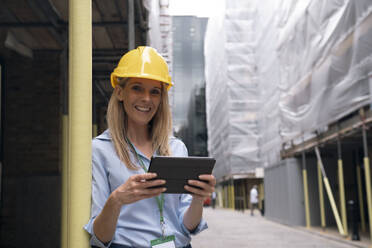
[
  {"x1": 131, "y1": 85, "x2": 142, "y2": 92},
  {"x1": 151, "y1": 89, "x2": 161, "y2": 95}
]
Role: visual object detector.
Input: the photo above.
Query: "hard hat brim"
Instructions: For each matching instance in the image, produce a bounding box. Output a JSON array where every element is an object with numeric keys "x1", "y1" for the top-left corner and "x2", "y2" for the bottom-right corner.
[{"x1": 111, "y1": 72, "x2": 173, "y2": 90}]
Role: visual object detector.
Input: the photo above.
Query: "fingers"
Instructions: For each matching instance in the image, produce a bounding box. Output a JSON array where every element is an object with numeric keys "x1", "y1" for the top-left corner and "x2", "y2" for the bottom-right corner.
[
  {"x1": 198, "y1": 174, "x2": 216, "y2": 186},
  {"x1": 184, "y1": 174, "x2": 216, "y2": 197},
  {"x1": 186, "y1": 180, "x2": 213, "y2": 195},
  {"x1": 131, "y1": 173, "x2": 158, "y2": 182},
  {"x1": 130, "y1": 173, "x2": 166, "y2": 189},
  {"x1": 140, "y1": 187, "x2": 167, "y2": 198}
]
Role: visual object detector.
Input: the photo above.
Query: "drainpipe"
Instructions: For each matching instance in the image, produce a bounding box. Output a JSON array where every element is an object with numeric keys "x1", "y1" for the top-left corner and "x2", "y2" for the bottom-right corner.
[{"x1": 67, "y1": 0, "x2": 92, "y2": 246}]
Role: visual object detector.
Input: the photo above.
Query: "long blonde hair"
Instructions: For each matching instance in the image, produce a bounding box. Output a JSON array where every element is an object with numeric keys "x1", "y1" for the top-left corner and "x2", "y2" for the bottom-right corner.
[{"x1": 106, "y1": 78, "x2": 172, "y2": 170}]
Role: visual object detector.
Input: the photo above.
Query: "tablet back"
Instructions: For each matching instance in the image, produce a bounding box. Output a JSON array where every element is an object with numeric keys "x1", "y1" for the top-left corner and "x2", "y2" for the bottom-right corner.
[{"x1": 148, "y1": 156, "x2": 215, "y2": 193}]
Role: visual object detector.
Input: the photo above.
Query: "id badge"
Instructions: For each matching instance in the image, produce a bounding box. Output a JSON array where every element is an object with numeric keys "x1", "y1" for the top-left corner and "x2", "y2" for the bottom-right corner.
[{"x1": 150, "y1": 235, "x2": 176, "y2": 248}]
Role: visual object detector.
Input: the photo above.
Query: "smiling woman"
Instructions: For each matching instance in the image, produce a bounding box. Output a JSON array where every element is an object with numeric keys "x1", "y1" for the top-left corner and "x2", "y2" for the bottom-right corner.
[{"x1": 84, "y1": 46, "x2": 216, "y2": 248}]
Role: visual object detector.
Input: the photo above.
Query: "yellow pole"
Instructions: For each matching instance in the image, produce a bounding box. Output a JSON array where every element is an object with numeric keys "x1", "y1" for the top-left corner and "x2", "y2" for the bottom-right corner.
[
  {"x1": 337, "y1": 138, "x2": 348, "y2": 236},
  {"x1": 258, "y1": 183, "x2": 264, "y2": 210},
  {"x1": 303, "y1": 168, "x2": 311, "y2": 228},
  {"x1": 231, "y1": 180, "x2": 235, "y2": 210},
  {"x1": 230, "y1": 183, "x2": 233, "y2": 209},
  {"x1": 315, "y1": 147, "x2": 346, "y2": 236},
  {"x1": 228, "y1": 182, "x2": 232, "y2": 208},
  {"x1": 217, "y1": 187, "x2": 222, "y2": 207},
  {"x1": 68, "y1": 0, "x2": 92, "y2": 247},
  {"x1": 338, "y1": 159, "x2": 348, "y2": 236},
  {"x1": 356, "y1": 166, "x2": 366, "y2": 232},
  {"x1": 93, "y1": 123, "x2": 98, "y2": 137},
  {"x1": 226, "y1": 184, "x2": 228, "y2": 208},
  {"x1": 302, "y1": 151, "x2": 311, "y2": 228},
  {"x1": 361, "y1": 117, "x2": 372, "y2": 247},
  {"x1": 61, "y1": 115, "x2": 68, "y2": 248},
  {"x1": 242, "y1": 181, "x2": 246, "y2": 209},
  {"x1": 323, "y1": 178, "x2": 346, "y2": 236},
  {"x1": 318, "y1": 162, "x2": 326, "y2": 229},
  {"x1": 222, "y1": 185, "x2": 225, "y2": 208},
  {"x1": 363, "y1": 157, "x2": 372, "y2": 244},
  {"x1": 224, "y1": 184, "x2": 227, "y2": 208}
]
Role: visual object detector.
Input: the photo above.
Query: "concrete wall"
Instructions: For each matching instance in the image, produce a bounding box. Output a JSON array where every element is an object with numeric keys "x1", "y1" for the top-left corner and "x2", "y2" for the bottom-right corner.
[
  {"x1": 265, "y1": 158, "x2": 305, "y2": 226},
  {"x1": 265, "y1": 146, "x2": 363, "y2": 229}
]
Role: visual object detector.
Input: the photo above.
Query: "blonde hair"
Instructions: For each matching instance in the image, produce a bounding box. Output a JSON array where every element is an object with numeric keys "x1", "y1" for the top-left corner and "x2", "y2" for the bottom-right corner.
[{"x1": 106, "y1": 78, "x2": 172, "y2": 170}]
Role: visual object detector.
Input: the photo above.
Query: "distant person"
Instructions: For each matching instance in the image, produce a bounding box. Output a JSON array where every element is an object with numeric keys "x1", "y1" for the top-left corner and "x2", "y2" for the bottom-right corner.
[
  {"x1": 250, "y1": 185, "x2": 258, "y2": 216},
  {"x1": 84, "y1": 46, "x2": 216, "y2": 248},
  {"x1": 211, "y1": 191, "x2": 217, "y2": 209}
]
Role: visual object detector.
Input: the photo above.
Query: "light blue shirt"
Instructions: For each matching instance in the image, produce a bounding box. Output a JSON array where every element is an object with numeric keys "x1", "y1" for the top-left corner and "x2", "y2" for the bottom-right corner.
[{"x1": 84, "y1": 129, "x2": 207, "y2": 248}]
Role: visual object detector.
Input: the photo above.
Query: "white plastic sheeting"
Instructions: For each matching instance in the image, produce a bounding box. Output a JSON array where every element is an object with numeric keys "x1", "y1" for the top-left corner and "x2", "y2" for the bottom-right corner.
[
  {"x1": 205, "y1": 0, "x2": 260, "y2": 179},
  {"x1": 205, "y1": 0, "x2": 372, "y2": 179},
  {"x1": 143, "y1": 0, "x2": 172, "y2": 73}
]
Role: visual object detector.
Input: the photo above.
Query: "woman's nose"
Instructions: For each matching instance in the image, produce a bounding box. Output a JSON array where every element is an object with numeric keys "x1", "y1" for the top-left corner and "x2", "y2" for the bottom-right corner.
[{"x1": 141, "y1": 90, "x2": 151, "y2": 101}]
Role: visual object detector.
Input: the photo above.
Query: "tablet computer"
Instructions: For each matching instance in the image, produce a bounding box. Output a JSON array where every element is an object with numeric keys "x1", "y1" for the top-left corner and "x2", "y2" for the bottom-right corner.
[{"x1": 148, "y1": 156, "x2": 216, "y2": 194}]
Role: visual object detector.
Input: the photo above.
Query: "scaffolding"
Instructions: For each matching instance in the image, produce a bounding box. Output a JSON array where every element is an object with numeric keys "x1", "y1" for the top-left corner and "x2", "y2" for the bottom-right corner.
[{"x1": 204, "y1": 0, "x2": 372, "y2": 243}]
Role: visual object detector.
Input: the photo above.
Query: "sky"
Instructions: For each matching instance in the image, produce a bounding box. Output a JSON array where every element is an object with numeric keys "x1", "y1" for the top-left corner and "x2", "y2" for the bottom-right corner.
[{"x1": 168, "y1": 0, "x2": 224, "y2": 17}]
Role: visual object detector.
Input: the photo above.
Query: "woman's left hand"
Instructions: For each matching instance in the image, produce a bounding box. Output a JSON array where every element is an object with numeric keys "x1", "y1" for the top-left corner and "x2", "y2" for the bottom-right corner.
[{"x1": 184, "y1": 174, "x2": 216, "y2": 203}]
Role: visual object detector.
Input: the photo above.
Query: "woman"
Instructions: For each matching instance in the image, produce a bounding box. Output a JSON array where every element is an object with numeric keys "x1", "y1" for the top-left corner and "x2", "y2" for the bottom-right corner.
[{"x1": 84, "y1": 46, "x2": 216, "y2": 248}]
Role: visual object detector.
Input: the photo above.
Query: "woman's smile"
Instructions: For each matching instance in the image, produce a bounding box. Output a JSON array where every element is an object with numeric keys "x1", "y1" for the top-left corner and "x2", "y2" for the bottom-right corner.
[{"x1": 134, "y1": 105, "x2": 151, "y2": 112}]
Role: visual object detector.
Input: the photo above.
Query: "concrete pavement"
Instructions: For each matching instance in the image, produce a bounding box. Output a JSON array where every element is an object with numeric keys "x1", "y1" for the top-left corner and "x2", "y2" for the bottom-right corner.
[{"x1": 190, "y1": 208, "x2": 367, "y2": 248}]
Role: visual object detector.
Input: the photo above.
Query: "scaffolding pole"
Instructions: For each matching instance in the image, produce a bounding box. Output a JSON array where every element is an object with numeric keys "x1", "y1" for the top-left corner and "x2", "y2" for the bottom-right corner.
[
  {"x1": 302, "y1": 151, "x2": 311, "y2": 229},
  {"x1": 67, "y1": 0, "x2": 92, "y2": 246},
  {"x1": 356, "y1": 164, "x2": 366, "y2": 232},
  {"x1": 337, "y1": 138, "x2": 348, "y2": 236},
  {"x1": 318, "y1": 161, "x2": 326, "y2": 229},
  {"x1": 361, "y1": 120, "x2": 372, "y2": 245},
  {"x1": 231, "y1": 179, "x2": 235, "y2": 209},
  {"x1": 315, "y1": 147, "x2": 346, "y2": 236},
  {"x1": 128, "y1": 0, "x2": 135, "y2": 50}
]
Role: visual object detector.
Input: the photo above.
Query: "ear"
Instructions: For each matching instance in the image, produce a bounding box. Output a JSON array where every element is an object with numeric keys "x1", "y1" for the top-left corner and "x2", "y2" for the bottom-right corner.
[{"x1": 114, "y1": 86, "x2": 125, "y2": 102}]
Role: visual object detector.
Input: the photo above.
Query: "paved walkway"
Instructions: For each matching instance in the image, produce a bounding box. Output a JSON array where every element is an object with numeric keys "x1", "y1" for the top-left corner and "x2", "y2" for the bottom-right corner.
[{"x1": 191, "y1": 208, "x2": 369, "y2": 248}]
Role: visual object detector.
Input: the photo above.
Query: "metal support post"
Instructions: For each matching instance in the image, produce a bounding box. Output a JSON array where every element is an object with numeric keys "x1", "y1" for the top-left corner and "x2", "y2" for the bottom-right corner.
[
  {"x1": 242, "y1": 180, "x2": 247, "y2": 209},
  {"x1": 231, "y1": 179, "x2": 235, "y2": 209},
  {"x1": 258, "y1": 183, "x2": 264, "y2": 210},
  {"x1": 128, "y1": 0, "x2": 135, "y2": 50},
  {"x1": 302, "y1": 151, "x2": 311, "y2": 228},
  {"x1": 60, "y1": 43, "x2": 68, "y2": 248},
  {"x1": 68, "y1": 0, "x2": 92, "y2": 246},
  {"x1": 356, "y1": 164, "x2": 366, "y2": 232},
  {"x1": 362, "y1": 122, "x2": 372, "y2": 244},
  {"x1": 224, "y1": 184, "x2": 227, "y2": 208},
  {"x1": 315, "y1": 147, "x2": 346, "y2": 236},
  {"x1": 337, "y1": 138, "x2": 348, "y2": 235},
  {"x1": 318, "y1": 161, "x2": 326, "y2": 229},
  {"x1": 259, "y1": 183, "x2": 265, "y2": 216}
]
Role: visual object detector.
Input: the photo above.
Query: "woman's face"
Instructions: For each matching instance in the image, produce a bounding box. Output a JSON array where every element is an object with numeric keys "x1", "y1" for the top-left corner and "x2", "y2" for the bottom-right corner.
[{"x1": 116, "y1": 78, "x2": 162, "y2": 127}]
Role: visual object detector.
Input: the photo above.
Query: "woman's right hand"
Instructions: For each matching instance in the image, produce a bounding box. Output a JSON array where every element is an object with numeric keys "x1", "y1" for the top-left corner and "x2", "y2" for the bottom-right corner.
[{"x1": 111, "y1": 173, "x2": 166, "y2": 206}]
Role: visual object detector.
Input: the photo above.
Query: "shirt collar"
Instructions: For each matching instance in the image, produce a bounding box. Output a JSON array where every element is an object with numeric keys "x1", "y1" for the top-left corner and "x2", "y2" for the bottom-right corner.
[
  {"x1": 95, "y1": 129, "x2": 111, "y2": 141},
  {"x1": 96, "y1": 129, "x2": 157, "y2": 161}
]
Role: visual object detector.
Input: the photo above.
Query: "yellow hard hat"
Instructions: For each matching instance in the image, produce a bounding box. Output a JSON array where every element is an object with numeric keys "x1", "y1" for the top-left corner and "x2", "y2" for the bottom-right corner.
[{"x1": 110, "y1": 46, "x2": 173, "y2": 90}]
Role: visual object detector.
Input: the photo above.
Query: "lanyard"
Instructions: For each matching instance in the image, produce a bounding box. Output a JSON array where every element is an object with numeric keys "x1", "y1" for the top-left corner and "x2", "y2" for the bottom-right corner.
[{"x1": 126, "y1": 137, "x2": 166, "y2": 237}]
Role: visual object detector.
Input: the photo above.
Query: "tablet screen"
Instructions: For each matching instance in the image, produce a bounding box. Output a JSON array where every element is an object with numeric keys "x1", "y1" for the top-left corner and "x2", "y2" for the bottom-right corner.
[{"x1": 147, "y1": 156, "x2": 216, "y2": 194}]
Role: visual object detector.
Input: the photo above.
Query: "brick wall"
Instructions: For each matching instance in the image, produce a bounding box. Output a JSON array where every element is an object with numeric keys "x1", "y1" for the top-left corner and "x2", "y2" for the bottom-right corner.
[{"x1": 0, "y1": 48, "x2": 62, "y2": 247}]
